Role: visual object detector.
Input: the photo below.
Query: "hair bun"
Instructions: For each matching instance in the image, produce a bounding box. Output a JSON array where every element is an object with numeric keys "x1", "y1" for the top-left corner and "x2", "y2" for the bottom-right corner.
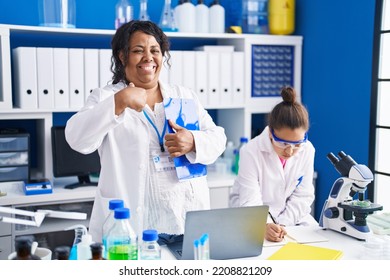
[{"x1": 281, "y1": 86, "x2": 296, "y2": 104}]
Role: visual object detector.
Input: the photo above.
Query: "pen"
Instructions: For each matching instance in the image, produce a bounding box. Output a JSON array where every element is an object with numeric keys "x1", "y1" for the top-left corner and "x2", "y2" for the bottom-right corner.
[{"x1": 268, "y1": 212, "x2": 287, "y2": 240}]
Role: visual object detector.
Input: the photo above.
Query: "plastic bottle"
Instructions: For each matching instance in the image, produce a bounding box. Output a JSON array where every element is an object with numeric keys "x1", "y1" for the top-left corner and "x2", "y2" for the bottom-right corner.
[
  {"x1": 268, "y1": 0, "x2": 295, "y2": 35},
  {"x1": 233, "y1": 137, "x2": 249, "y2": 174},
  {"x1": 209, "y1": 0, "x2": 225, "y2": 33},
  {"x1": 54, "y1": 246, "x2": 70, "y2": 260},
  {"x1": 138, "y1": 0, "x2": 149, "y2": 21},
  {"x1": 90, "y1": 242, "x2": 105, "y2": 260},
  {"x1": 115, "y1": 0, "x2": 133, "y2": 29},
  {"x1": 102, "y1": 199, "x2": 124, "y2": 259},
  {"x1": 195, "y1": 0, "x2": 209, "y2": 33},
  {"x1": 65, "y1": 224, "x2": 88, "y2": 260},
  {"x1": 159, "y1": 0, "x2": 178, "y2": 32},
  {"x1": 177, "y1": 0, "x2": 196, "y2": 33},
  {"x1": 223, "y1": 141, "x2": 236, "y2": 174},
  {"x1": 107, "y1": 207, "x2": 138, "y2": 260},
  {"x1": 12, "y1": 236, "x2": 41, "y2": 260},
  {"x1": 77, "y1": 230, "x2": 93, "y2": 260},
  {"x1": 242, "y1": 0, "x2": 269, "y2": 34},
  {"x1": 139, "y1": 229, "x2": 161, "y2": 260}
]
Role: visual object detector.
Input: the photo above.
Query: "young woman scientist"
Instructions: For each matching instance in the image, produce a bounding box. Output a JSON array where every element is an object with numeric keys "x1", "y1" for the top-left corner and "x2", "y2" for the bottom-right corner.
[
  {"x1": 65, "y1": 20, "x2": 226, "y2": 243},
  {"x1": 230, "y1": 86, "x2": 317, "y2": 242}
]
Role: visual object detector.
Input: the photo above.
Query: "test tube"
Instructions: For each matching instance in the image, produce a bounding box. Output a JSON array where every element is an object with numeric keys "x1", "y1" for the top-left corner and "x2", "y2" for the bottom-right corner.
[
  {"x1": 200, "y1": 233, "x2": 210, "y2": 260},
  {"x1": 193, "y1": 239, "x2": 200, "y2": 260}
]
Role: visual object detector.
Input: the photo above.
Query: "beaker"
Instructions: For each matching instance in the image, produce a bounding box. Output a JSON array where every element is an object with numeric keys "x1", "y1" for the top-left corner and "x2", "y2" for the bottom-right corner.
[{"x1": 38, "y1": 0, "x2": 76, "y2": 28}]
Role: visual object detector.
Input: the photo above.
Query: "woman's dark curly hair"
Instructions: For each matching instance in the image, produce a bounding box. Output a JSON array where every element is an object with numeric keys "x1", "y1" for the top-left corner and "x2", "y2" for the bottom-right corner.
[{"x1": 110, "y1": 20, "x2": 171, "y2": 84}]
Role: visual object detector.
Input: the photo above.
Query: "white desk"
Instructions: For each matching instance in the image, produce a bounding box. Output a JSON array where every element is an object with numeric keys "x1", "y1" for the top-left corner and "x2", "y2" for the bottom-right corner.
[{"x1": 160, "y1": 226, "x2": 383, "y2": 260}]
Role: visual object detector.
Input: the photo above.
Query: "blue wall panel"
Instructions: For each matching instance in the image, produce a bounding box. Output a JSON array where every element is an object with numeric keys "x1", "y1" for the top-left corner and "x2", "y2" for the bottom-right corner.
[{"x1": 0, "y1": 0, "x2": 377, "y2": 221}]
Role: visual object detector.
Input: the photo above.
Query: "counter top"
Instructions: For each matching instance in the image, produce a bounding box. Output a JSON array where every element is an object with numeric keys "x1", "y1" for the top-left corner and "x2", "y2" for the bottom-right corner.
[{"x1": 0, "y1": 173, "x2": 236, "y2": 206}]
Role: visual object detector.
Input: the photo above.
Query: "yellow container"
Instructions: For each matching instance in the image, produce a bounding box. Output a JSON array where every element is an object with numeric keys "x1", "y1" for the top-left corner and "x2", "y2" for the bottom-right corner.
[{"x1": 268, "y1": 0, "x2": 295, "y2": 35}]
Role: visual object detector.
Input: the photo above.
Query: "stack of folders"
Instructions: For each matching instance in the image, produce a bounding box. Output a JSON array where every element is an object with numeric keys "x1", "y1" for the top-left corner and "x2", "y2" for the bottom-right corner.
[
  {"x1": 12, "y1": 47, "x2": 112, "y2": 110},
  {"x1": 161, "y1": 45, "x2": 245, "y2": 109}
]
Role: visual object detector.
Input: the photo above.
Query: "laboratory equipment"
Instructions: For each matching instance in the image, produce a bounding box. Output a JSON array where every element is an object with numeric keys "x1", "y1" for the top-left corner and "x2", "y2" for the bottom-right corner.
[
  {"x1": 11, "y1": 236, "x2": 41, "y2": 260},
  {"x1": 54, "y1": 246, "x2": 70, "y2": 260},
  {"x1": 65, "y1": 224, "x2": 89, "y2": 260},
  {"x1": 268, "y1": 0, "x2": 295, "y2": 35},
  {"x1": 77, "y1": 230, "x2": 93, "y2": 260},
  {"x1": 209, "y1": 0, "x2": 225, "y2": 33},
  {"x1": 38, "y1": 0, "x2": 76, "y2": 28},
  {"x1": 195, "y1": 0, "x2": 209, "y2": 33},
  {"x1": 90, "y1": 242, "x2": 105, "y2": 260},
  {"x1": 242, "y1": 0, "x2": 269, "y2": 34},
  {"x1": 138, "y1": 0, "x2": 149, "y2": 21},
  {"x1": 159, "y1": 0, "x2": 178, "y2": 32},
  {"x1": 106, "y1": 207, "x2": 138, "y2": 260},
  {"x1": 139, "y1": 229, "x2": 161, "y2": 260},
  {"x1": 102, "y1": 199, "x2": 124, "y2": 259},
  {"x1": 319, "y1": 151, "x2": 383, "y2": 240},
  {"x1": 232, "y1": 137, "x2": 248, "y2": 174},
  {"x1": 0, "y1": 206, "x2": 86, "y2": 227},
  {"x1": 115, "y1": 0, "x2": 133, "y2": 29}
]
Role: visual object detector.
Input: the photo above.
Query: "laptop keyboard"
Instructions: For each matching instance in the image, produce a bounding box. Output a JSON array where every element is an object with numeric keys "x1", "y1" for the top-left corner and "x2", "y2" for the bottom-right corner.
[{"x1": 176, "y1": 249, "x2": 182, "y2": 256}]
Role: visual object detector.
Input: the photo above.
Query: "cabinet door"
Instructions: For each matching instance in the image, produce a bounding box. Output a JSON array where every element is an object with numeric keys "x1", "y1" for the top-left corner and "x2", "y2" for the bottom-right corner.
[{"x1": 0, "y1": 236, "x2": 12, "y2": 260}]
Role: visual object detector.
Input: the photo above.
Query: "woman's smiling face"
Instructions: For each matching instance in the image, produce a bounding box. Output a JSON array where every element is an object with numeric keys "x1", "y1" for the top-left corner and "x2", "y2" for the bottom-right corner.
[{"x1": 124, "y1": 31, "x2": 162, "y2": 88}]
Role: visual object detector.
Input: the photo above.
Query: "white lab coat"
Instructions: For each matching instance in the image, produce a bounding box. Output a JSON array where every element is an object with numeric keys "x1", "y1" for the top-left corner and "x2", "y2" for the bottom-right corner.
[
  {"x1": 230, "y1": 126, "x2": 317, "y2": 226},
  {"x1": 65, "y1": 81, "x2": 226, "y2": 242}
]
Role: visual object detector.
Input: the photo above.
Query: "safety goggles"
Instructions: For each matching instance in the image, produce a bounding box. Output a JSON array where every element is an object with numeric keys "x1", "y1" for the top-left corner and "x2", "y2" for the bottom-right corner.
[{"x1": 271, "y1": 129, "x2": 308, "y2": 150}]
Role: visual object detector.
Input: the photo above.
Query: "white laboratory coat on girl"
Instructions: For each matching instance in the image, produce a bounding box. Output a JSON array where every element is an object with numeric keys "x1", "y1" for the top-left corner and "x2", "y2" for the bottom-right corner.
[
  {"x1": 65, "y1": 81, "x2": 226, "y2": 242},
  {"x1": 230, "y1": 126, "x2": 317, "y2": 226}
]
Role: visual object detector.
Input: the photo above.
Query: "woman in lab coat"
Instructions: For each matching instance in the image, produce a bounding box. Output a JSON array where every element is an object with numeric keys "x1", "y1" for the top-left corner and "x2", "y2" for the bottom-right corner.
[
  {"x1": 65, "y1": 20, "x2": 226, "y2": 243},
  {"x1": 230, "y1": 86, "x2": 316, "y2": 242}
]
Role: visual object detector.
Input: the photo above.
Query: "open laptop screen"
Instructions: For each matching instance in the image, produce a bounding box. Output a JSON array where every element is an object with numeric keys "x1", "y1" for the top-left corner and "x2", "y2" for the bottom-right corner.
[{"x1": 168, "y1": 205, "x2": 269, "y2": 260}]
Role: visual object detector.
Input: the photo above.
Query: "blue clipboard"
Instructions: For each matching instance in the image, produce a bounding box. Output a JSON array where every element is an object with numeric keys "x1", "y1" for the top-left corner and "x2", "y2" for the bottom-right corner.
[{"x1": 163, "y1": 97, "x2": 207, "y2": 181}]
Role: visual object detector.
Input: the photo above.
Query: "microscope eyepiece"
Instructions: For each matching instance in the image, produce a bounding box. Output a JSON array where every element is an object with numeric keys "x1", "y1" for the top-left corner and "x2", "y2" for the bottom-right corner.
[
  {"x1": 328, "y1": 151, "x2": 356, "y2": 177},
  {"x1": 327, "y1": 153, "x2": 339, "y2": 165}
]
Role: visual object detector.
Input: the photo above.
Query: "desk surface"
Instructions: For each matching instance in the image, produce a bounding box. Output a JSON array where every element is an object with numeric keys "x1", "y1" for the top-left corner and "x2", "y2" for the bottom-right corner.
[{"x1": 160, "y1": 226, "x2": 380, "y2": 260}]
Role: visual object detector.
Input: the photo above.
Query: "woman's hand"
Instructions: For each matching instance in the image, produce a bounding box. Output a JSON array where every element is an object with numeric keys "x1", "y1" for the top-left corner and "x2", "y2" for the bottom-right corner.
[
  {"x1": 265, "y1": 223, "x2": 287, "y2": 242},
  {"x1": 114, "y1": 82, "x2": 147, "y2": 115},
  {"x1": 164, "y1": 120, "x2": 195, "y2": 158}
]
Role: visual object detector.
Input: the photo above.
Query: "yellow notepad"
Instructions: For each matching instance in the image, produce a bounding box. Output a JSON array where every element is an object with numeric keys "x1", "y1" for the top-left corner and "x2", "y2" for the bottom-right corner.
[{"x1": 267, "y1": 242, "x2": 343, "y2": 260}]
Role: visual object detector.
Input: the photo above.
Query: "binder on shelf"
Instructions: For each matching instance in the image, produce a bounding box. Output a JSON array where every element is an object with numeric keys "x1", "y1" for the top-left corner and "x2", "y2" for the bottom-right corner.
[
  {"x1": 219, "y1": 52, "x2": 233, "y2": 106},
  {"x1": 169, "y1": 51, "x2": 183, "y2": 86},
  {"x1": 207, "y1": 52, "x2": 220, "y2": 107},
  {"x1": 69, "y1": 48, "x2": 85, "y2": 109},
  {"x1": 36, "y1": 47, "x2": 55, "y2": 109},
  {"x1": 53, "y1": 48, "x2": 70, "y2": 109},
  {"x1": 163, "y1": 97, "x2": 207, "y2": 181},
  {"x1": 195, "y1": 51, "x2": 208, "y2": 107},
  {"x1": 182, "y1": 51, "x2": 196, "y2": 92},
  {"x1": 84, "y1": 48, "x2": 99, "y2": 102},
  {"x1": 12, "y1": 47, "x2": 38, "y2": 109},
  {"x1": 98, "y1": 49, "x2": 112, "y2": 88},
  {"x1": 267, "y1": 242, "x2": 343, "y2": 260},
  {"x1": 195, "y1": 45, "x2": 235, "y2": 52},
  {"x1": 232, "y1": 52, "x2": 245, "y2": 105}
]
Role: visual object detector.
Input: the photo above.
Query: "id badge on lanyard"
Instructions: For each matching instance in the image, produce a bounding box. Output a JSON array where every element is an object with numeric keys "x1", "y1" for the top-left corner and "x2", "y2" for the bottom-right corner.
[{"x1": 153, "y1": 152, "x2": 175, "y2": 172}]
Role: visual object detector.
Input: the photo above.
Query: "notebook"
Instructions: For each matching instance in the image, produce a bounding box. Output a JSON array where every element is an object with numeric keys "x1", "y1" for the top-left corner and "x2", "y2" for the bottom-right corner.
[
  {"x1": 263, "y1": 225, "x2": 329, "y2": 247},
  {"x1": 167, "y1": 205, "x2": 269, "y2": 260},
  {"x1": 267, "y1": 242, "x2": 343, "y2": 260}
]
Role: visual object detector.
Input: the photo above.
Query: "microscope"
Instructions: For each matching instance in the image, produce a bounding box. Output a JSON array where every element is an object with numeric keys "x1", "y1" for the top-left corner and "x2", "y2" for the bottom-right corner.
[{"x1": 319, "y1": 151, "x2": 383, "y2": 240}]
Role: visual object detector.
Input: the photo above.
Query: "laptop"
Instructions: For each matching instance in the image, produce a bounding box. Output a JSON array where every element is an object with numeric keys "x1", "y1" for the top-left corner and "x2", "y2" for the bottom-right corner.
[{"x1": 167, "y1": 205, "x2": 269, "y2": 260}]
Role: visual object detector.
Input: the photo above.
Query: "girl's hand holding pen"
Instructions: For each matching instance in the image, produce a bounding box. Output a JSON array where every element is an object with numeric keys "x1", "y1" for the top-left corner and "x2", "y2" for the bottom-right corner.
[{"x1": 266, "y1": 223, "x2": 287, "y2": 242}]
